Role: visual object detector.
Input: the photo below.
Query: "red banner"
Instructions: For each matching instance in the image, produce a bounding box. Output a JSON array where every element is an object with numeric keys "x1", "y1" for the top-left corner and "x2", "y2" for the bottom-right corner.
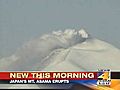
[{"x1": 0, "y1": 72, "x2": 97, "y2": 80}]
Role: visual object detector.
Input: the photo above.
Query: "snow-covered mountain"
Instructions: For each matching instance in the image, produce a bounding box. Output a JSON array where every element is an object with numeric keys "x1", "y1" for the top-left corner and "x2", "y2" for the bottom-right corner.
[
  {"x1": 0, "y1": 29, "x2": 120, "y2": 71},
  {"x1": 0, "y1": 29, "x2": 120, "y2": 89}
]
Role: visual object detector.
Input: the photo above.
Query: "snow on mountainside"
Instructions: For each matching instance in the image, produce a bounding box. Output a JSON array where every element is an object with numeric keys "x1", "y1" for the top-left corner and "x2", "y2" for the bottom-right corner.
[{"x1": 0, "y1": 29, "x2": 120, "y2": 71}]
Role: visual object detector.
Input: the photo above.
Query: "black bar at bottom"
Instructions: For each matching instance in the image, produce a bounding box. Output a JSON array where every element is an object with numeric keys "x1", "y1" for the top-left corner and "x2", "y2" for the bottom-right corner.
[{"x1": 111, "y1": 72, "x2": 120, "y2": 79}]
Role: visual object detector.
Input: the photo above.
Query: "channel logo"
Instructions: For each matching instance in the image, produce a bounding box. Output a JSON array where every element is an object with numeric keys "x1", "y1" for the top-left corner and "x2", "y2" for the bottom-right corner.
[{"x1": 97, "y1": 69, "x2": 111, "y2": 86}]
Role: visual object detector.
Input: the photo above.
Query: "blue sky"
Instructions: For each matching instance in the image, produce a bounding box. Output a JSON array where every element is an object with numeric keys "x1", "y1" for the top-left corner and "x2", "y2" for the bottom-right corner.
[{"x1": 0, "y1": 0, "x2": 120, "y2": 57}]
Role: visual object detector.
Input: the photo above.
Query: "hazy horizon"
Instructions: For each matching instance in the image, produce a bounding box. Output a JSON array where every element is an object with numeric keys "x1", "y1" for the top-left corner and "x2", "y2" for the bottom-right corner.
[{"x1": 0, "y1": 0, "x2": 120, "y2": 57}]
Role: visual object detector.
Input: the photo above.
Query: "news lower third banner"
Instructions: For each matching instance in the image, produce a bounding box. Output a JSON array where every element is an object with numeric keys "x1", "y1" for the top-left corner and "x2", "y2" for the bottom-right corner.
[{"x1": 0, "y1": 69, "x2": 120, "y2": 89}]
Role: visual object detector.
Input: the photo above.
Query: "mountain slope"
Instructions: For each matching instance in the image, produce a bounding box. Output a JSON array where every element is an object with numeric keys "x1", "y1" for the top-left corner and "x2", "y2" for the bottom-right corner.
[
  {"x1": 43, "y1": 38, "x2": 120, "y2": 71},
  {"x1": 0, "y1": 29, "x2": 120, "y2": 89},
  {"x1": 0, "y1": 29, "x2": 120, "y2": 71}
]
